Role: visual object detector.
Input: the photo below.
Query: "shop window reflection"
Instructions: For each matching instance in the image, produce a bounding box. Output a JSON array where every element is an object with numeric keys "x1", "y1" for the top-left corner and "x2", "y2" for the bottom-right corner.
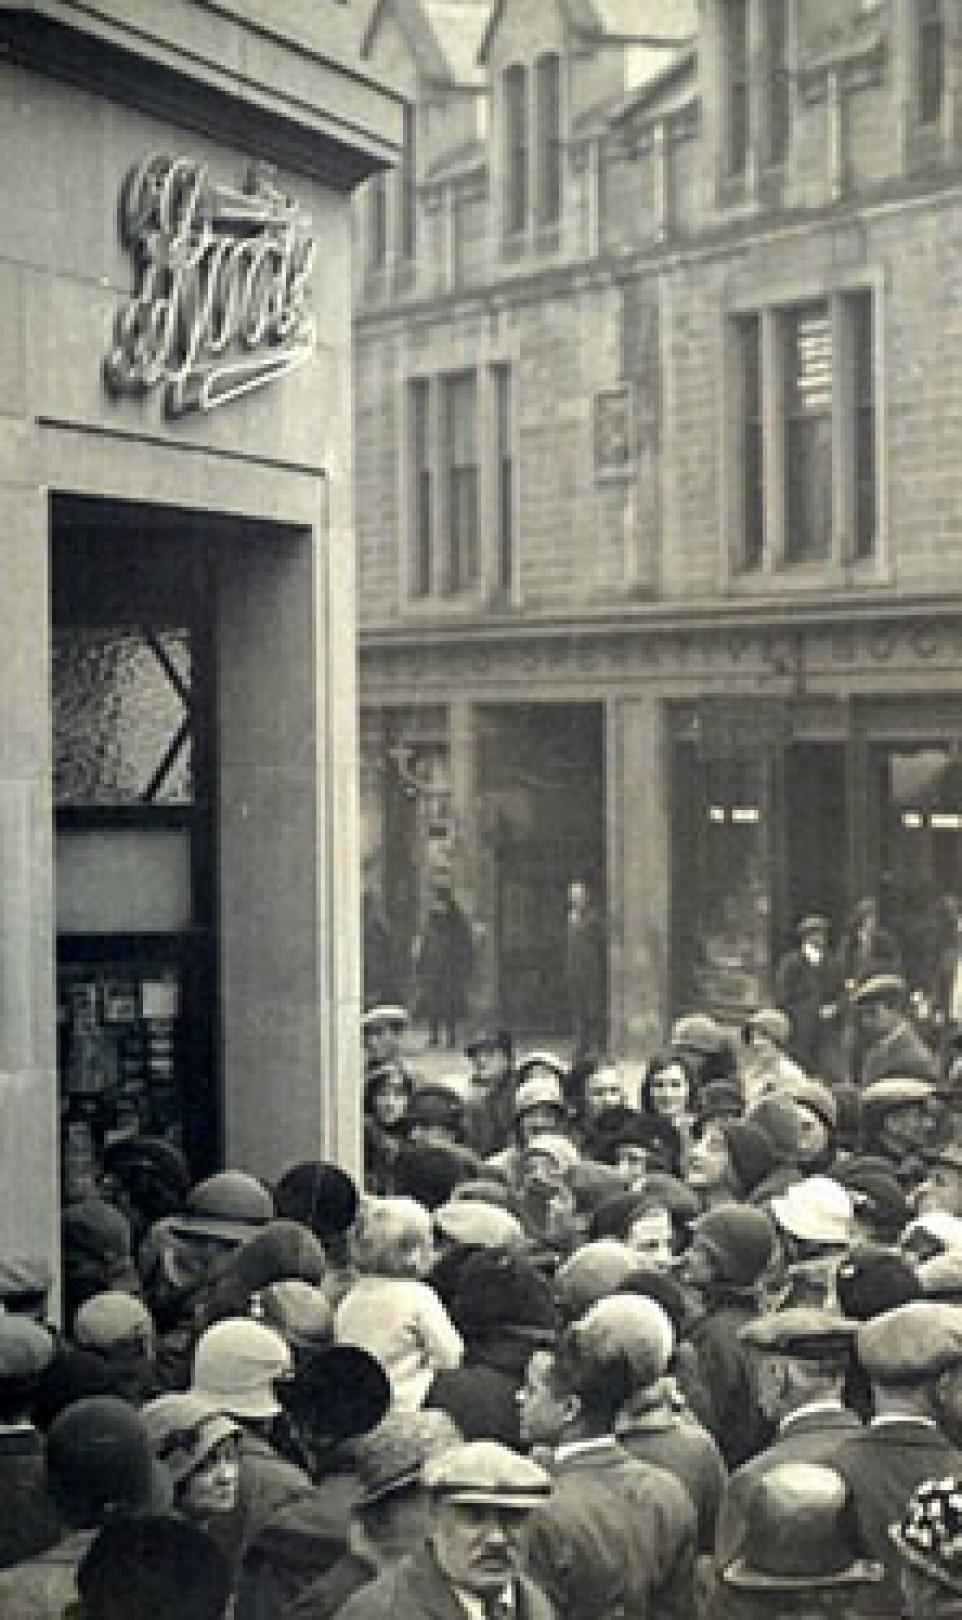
[
  {"x1": 682, "y1": 754, "x2": 771, "y2": 1012},
  {"x1": 874, "y1": 744, "x2": 962, "y2": 991}
]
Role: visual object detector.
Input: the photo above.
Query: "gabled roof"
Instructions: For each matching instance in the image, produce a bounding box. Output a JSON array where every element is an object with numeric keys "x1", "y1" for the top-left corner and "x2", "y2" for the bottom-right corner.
[
  {"x1": 362, "y1": 0, "x2": 490, "y2": 87},
  {"x1": 479, "y1": 0, "x2": 697, "y2": 62}
]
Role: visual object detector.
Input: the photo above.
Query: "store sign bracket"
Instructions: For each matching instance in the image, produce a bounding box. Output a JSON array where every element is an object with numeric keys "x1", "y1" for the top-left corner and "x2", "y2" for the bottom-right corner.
[{"x1": 105, "y1": 154, "x2": 317, "y2": 417}]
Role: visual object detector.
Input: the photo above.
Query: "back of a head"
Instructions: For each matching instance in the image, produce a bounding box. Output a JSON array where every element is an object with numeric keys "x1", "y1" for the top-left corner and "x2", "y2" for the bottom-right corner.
[
  {"x1": 46, "y1": 1396, "x2": 166, "y2": 1528},
  {"x1": 77, "y1": 1513, "x2": 229, "y2": 1620},
  {"x1": 274, "y1": 1160, "x2": 359, "y2": 1242},
  {"x1": 352, "y1": 1195, "x2": 432, "y2": 1276}
]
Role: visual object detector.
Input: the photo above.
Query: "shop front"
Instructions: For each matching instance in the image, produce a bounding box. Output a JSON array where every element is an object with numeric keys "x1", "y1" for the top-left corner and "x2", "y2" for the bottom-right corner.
[{"x1": 0, "y1": 2, "x2": 401, "y2": 1295}]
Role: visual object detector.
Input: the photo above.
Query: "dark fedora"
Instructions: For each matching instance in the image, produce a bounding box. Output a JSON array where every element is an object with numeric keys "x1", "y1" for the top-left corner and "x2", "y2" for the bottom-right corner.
[{"x1": 723, "y1": 1462, "x2": 884, "y2": 1591}]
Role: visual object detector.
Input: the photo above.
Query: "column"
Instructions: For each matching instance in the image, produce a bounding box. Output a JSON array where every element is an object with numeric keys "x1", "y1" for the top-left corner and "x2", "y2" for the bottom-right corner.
[{"x1": 610, "y1": 694, "x2": 670, "y2": 1056}]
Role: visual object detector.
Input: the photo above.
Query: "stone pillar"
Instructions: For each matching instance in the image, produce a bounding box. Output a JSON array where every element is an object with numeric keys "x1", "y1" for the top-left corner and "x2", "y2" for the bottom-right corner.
[
  {"x1": 611, "y1": 693, "x2": 670, "y2": 1057},
  {"x1": 0, "y1": 468, "x2": 59, "y2": 1302}
]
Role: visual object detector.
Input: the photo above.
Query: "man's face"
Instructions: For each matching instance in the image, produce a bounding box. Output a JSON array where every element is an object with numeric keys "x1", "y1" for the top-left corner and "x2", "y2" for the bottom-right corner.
[
  {"x1": 627, "y1": 1207, "x2": 673, "y2": 1269},
  {"x1": 584, "y1": 1067, "x2": 624, "y2": 1119},
  {"x1": 648, "y1": 1063, "x2": 690, "y2": 1120},
  {"x1": 433, "y1": 1499, "x2": 531, "y2": 1593},
  {"x1": 471, "y1": 1045, "x2": 509, "y2": 1087},
  {"x1": 518, "y1": 1350, "x2": 572, "y2": 1448}
]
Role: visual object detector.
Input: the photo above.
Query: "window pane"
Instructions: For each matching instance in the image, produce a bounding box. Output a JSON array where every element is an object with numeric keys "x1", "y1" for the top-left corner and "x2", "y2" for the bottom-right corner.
[
  {"x1": 738, "y1": 316, "x2": 763, "y2": 571},
  {"x1": 53, "y1": 629, "x2": 193, "y2": 806},
  {"x1": 411, "y1": 381, "x2": 432, "y2": 597},
  {"x1": 767, "y1": 0, "x2": 790, "y2": 163},
  {"x1": 399, "y1": 104, "x2": 416, "y2": 262},
  {"x1": 445, "y1": 373, "x2": 478, "y2": 594},
  {"x1": 920, "y1": 0, "x2": 944, "y2": 125},
  {"x1": 369, "y1": 175, "x2": 387, "y2": 270},
  {"x1": 784, "y1": 303, "x2": 833, "y2": 562},
  {"x1": 495, "y1": 366, "x2": 513, "y2": 591},
  {"x1": 851, "y1": 293, "x2": 876, "y2": 559},
  {"x1": 505, "y1": 66, "x2": 528, "y2": 235},
  {"x1": 536, "y1": 54, "x2": 561, "y2": 227},
  {"x1": 724, "y1": 0, "x2": 749, "y2": 176}
]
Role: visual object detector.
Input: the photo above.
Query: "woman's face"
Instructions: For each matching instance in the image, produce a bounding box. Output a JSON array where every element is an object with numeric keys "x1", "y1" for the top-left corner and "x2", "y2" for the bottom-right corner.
[
  {"x1": 627, "y1": 1207, "x2": 673, "y2": 1269},
  {"x1": 688, "y1": 1124, "x2": 730, "y2": 1191},
  {"x1": 180, "y1": 1436, "x2": 241, "y2": 1520},
  {"x1": 649, "y1": 1063, "x2": 689, "y2": 1120},
  {"x1": 795, "y1": 1106, "x2": 829, "y2": 1162},
  {"x1": 372, "y1": 1070, "x2": 409, "y2": 1127}
]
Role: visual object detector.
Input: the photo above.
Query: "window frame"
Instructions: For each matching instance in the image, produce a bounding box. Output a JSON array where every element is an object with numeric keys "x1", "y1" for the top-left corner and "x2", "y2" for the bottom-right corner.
[
  {"x1": 918, "y1": 0, "x2": 945, "y2": 128},
  {"x1": 443, "y1": 370, "x2": 480, "y2": 597},
  {"x1": 535, "y1": 52, "x2": 562, "y2": 232},
  {"x1": 398, "y1": 102, "x2": 417, "y2": 267},
  {"x1": 722, "y1": 0, "x2": 750, "y2": 179},
  {"x1": 723, "y1": 272, "x2": 886, "y2": 586},
  {"x1": 503, "y1": 63, "x2": 529, "y2": 242}
]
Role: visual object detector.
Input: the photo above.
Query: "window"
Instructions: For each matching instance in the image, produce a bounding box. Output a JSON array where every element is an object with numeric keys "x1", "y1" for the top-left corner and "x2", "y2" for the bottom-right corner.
[
  {"x1": 399, "y1": 103, "x2": 417, "y2": 264},
  {"x1": 852, "y1": 292, "x2": 875, "y2": 560},
  {"x1": 783, "y1": 302, "x2": 833, "y2": 563},
  {"x1": 535, "y1": 53, "x2": 561, "y2": 228},
  {"x1": 919, "y1": 0, "x2": 945, "y2": 126},
  {"x1": 368, "y1": 174, "x2": 387, "y2": 272},
  {"x1": 494, "y1": 366, "x2": 513, "y2": 592},
  {"x1": 765, "y1": 0, "x2": 790, "y2": 164},
  {"x1": 443, "y1": 372, "x2": 478, "y2": 595},
  {"x1": 738, "y1": 315, "x2": 764, "y2": 572},
  {"x1": 733, "y1": 291, "x2": 879, "y2": 572},
  {"x1": 723, "y1": 0, "x2": 749, "y2": 177},
  {"x1": 410, "y1": 380, "x2": 432, "y2": 598},
  {"x1": 504, "y1": 65, "x2": 528, "y2": 236}
]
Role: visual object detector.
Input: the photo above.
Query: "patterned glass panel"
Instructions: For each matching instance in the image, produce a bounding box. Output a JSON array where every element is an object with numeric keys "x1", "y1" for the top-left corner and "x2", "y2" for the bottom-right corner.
[{"x1": 53, "y1": 629, "x2": 193, "y2": 805}]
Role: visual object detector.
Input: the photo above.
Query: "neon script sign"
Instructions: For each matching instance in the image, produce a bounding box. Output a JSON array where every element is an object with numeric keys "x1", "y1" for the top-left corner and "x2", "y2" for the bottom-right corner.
[{"x1": 106, "y1": 155, "x2": 317, "y2": 416}]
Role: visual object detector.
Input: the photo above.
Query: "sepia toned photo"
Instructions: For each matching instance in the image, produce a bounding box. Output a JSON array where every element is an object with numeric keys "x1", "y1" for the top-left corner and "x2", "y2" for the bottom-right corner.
[{"x1": 2, "y1": 1, "x2": 962, "y2": 1616}]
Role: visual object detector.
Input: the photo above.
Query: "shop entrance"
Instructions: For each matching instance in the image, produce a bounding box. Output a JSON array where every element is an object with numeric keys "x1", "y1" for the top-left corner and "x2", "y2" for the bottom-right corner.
[
  {"x1": 52, "y1": 503, "x2": 217, "y2": 1189},
  {"x1": 781, "y1": 743, "x2": 848, "y2": 956},
  {"x1": 480, "y1": 704, "x2": 605, "y2": 1038}
]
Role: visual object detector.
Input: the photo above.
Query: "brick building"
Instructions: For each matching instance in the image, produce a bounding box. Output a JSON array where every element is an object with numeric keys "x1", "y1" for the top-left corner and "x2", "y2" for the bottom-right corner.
[{"x1": 354, "y1": 0, "x2": 962, "y2": 1053}]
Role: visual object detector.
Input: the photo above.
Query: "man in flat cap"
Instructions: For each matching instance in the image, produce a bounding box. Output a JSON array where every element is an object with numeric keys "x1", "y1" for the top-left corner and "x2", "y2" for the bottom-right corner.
[
  {"x1": 714, "y1": 1308, "x2": 861, "y2": 1574},
  {"x1": 832, "y1": 1302, "x2": 962, "y2": 1610},
  {"x1": 518, "y1": 1297, "x2": 696, "y2": 1620},
  {"x1": 856, "y1": 975, "x2": 939, "y2": 1084},
  {"x1": 334, "y1": 1439, "x2": 555, "y2": 1620},
  {"x1": 774, "y1": 914, "x2": 841, "y2": 1074}
]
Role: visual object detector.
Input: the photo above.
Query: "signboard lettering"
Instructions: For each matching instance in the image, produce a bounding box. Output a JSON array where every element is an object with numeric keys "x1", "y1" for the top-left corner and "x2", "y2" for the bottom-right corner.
[{"x1": 106, "y1": 155, "x2": 317, "y2": 416}]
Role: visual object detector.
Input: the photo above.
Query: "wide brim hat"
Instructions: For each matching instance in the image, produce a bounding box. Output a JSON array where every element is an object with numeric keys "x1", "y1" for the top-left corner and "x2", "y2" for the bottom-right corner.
[
  {"x1": 170, "y1": 1171, "x2": 274, "y2": 1245},
  {"x1": 725, "y1": 1551, "x2": 883, "y2": 1590},
  {"x1": 142, "y1": 1393, "x2": 241, "y2": 1488},
  {"x1": 515, "y1": 1051, "x2": 568, "y2": 1084},
  {"x1": 852, "y1": 973, "x2": 907, "y2": 1006},
  {"x1": 274, "y1": 1345, "x2": 391, "y2": 1443},
  {"x1": 798, "y1": 914, "x2": 830, "y2": 937},
  {"x1": 362, "y1": 1004, "x2": 410, "y2": 1032}
]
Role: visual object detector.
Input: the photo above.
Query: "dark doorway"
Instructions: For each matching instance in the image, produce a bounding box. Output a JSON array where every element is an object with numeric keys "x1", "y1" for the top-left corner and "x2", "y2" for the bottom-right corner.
[{"x1": 781, "y1": 743, "x2": 848, "y2": 953}]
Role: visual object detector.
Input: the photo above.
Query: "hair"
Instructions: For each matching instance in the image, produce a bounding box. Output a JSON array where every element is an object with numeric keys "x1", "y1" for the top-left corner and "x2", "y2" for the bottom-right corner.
[
  {"x1": 549, "y1": 1325, "x2": 636, "y2": 1429},
  {"x1": 350, "y1": 1196, "x2": 433, "y2": 1278},
  {"x1": 640, "y1": 1052, "x2": 694, "y2": 1116},
  {"x1": 364, "y1": 1066, "x2": 415, "y2": 1118}
]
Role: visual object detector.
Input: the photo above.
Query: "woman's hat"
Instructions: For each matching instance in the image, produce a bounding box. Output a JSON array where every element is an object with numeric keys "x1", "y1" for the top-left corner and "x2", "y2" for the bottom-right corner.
[
  {"x1": 724, "y1": 1463, "x2": 883, "y2": 1590},
  {"x1": 192, "y1": 1317, "x2": 292, "y2": 1421},
  {"x1": 172, "y1": 1172, "x2": 274, "y2": 1244},
  {"x1": 273, "y1": 1345, "x2": 391, "y2": 1443},
  {"x1": 355, "y1": 1410, "x2": 461, "y2": 1509},
  {"x1": 274, "y1": 1161, "x2": 359, "y2": 1240},
  {"x1": 770, "y1": 1176, "x2": 855, "y2": 1247},
  {"x1": 46, "y1": 1397, "x2": 172, "y2": 1523},
  {"x1": 891, "y1": 1476, "x2": 962, "y2": 1597},
  {"x1": 142, "y1": 1391, "x2": 240, "y2": 1488}
]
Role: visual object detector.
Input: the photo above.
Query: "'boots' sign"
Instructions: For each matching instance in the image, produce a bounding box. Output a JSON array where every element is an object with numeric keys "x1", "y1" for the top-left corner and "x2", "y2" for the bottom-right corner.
[{"x1": 106, "y1": 155, "x2": 317, "y2": 417}]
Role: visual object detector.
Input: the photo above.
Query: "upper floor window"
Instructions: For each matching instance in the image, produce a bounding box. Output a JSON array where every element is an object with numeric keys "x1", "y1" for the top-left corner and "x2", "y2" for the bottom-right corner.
[
  {"x1": 410, "y1": 379, "x2": 432, "y2": 599},
  {"x1": 399, "y1": 103, "x2": 417, "y2": 264},
  {"x1": 765, "y1": 0, "x2": 790, "y2": 164},
  {"x1": 494, "y1": 365, "x2": 513, "y2": 593},
  {"x1": 723, "y1": 0, "x2": 750, "y2": 177},
  {"x1": 444, "y1": 372, "x2": 479, "y2": 595},
  {"x1": 919, "y1": 0, "x2": 945, "y2": 126},
  {"x1": 368, "y1": 173, "x2": 387, "y2": 272},
  {"x1": 535, "y1": 53, "x2": 562, "y2": 228},
  {"x1": 504, "y1": 65, "x2": 528, "y2": 237},
  {"x1": 731, "y1": 291, "x2": 879, "y2": 574}
]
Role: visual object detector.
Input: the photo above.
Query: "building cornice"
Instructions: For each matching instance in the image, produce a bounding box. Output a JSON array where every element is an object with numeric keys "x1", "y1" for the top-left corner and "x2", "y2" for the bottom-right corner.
[{"x1": 0, "y1": 0, "x2": 404, "y2": 188}]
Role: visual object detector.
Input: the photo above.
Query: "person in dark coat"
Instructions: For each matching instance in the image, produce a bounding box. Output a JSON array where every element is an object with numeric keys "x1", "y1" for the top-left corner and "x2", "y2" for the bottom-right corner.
[
  {"x1": 418, "y1": 887, "x2": 474, "y2": 1050},
  {"x1": 462, "y1": 1020, "x2": 516, "y2": 1159},
  {"x1": 832, "y1": 1302, "x2": 962, "y2": 1613},
  {"x1": 518, "y1": 1297, "x2": 697, "y2": 1620},
  {"x1": 836, "y1": 897, "x2": 902, "y2": 1079},
  {"x1": 774, "y1": 913, "x2": 842, "y2": 1074},
  {"x1": 564, "y1": 880, "x2": 605, "y2": 1061},
  {"x1": 333, "y1": 1440, "x2": 556, "y2": 1620},
  {"x1": 75, "y1": 1513, "x2": 230, "y2": 1620},
  {"x1": 855, "y1": 974, "x2": 940, "y2": 1084},
  {"x1": 713, "y1": 1307, "x2": 862, "y2": 1575},
  {"x1": 674, "y1": 1205, "x2": 777, "y2": 1468},
  {"x1": 0, "y1": 1317, "x2": 60, "y2": 1569}
]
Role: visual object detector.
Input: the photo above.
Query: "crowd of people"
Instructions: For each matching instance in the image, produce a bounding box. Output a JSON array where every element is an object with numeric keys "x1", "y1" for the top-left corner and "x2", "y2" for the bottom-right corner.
[{"x1": 8, "y1": 901, "x2": 962, "y2": 1618}]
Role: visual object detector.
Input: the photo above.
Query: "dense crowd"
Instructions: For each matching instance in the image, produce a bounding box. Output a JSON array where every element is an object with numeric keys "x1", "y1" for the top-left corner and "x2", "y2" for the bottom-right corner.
[{"x1": 8, "y1": 905, "x2": 962, "y2": 1617}]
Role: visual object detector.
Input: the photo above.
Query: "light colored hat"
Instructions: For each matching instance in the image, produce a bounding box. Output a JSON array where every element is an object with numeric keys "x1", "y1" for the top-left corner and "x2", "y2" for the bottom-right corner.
[
  {"x1": 516, "y1": 1050, "x2": 567, "y2": 1083},
  {"x1": 790, "y1": 1078, "x2": 839, "y2": 1132},
  {"x1": 423, "y1": 1440, "x2": 551, "y2": 1508},
  {"x1": 919, "y1": 1251, "x2": 962, "y2": 1303},
  {"x1": 192, "y1": 1317, "x2": 292, "y2": 1420},
  {"x1": 746, "y1": 1008, "x2": 792, "y2": 1049},
  {"x1": 770, "y1": 1177, "x2": 854, "y2": 1247},
  {"x1": 521, "y1": 1132, "x2": 580, "y2": 1175},
  {"x1": 857, "y1": 1301, "x2": 962, "y2": 1383},
  {"x1": 903, "y1": 1213, "x2": 962, "y2": 1254},
  {"x1": 433, "y1": 1201, "x2": 524, "y2": 1251},
  {"x1": 851, "y1": 974, "x2": 907, "y2": 1006},
  {"x1": 73, "y1": 1291, "x2": 154, "y2": 1356},
  {"x1": 142, "y1": 1392, "x2": 240, "y2": 1488},
  {"x1": 514, "y1": 1074, "x2": 565, "y2": 1117},
  {"x1": 257, "y1": 1280, "x2": 334, "y2": 1349}
]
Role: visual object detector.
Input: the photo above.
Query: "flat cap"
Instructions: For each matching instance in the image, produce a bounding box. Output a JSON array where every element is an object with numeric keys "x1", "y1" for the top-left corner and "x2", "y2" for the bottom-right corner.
[
  {"x1": 861, "y1": 1078, "x2": 936, "y2": 1115},
  {"x1": 433, "y1": 1200, "x2": 524, "y2": 1251},
  {"x1": 919, "y1": 1250, "x2": 962, "y2": 1304},
  {"x1": 73, "y1": 1291, "x2": 154, "y2": 1355},
  {"x1": 423, "y1": 1440, "x2": 551, "y2": 1507},
  {"x1": 851, "y1": 974, "x2": 907, "y2": 1006},
  {"x1": 355, "y1": 1410, "x2": 460, "y2": 1508},
  {"x1": 515, "y1": 1050, "x2": 567, "y2": 1083},
  {"x1": 554, "y1": 1240, "x2": 638, "y2": 1319},
  {"x1": 670, "y1": 1013, "x2": 726, "y2": 1055},
  {"x1": 0, "y1": 1315, "x2": 55, "y2": 1383},
  {"x1": 856, "y1": 1301, "x2": 962, "y2": 1382},
  {"x1": 740, "y1": 1307, "x2": 857, "y2": 1360},
  {"x1": 257, "y1": 1279, "x2": 334, "y2": 1349},
  {"x1": 514, "y1": 1074, "x2": 565, "y2": 1116}
]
